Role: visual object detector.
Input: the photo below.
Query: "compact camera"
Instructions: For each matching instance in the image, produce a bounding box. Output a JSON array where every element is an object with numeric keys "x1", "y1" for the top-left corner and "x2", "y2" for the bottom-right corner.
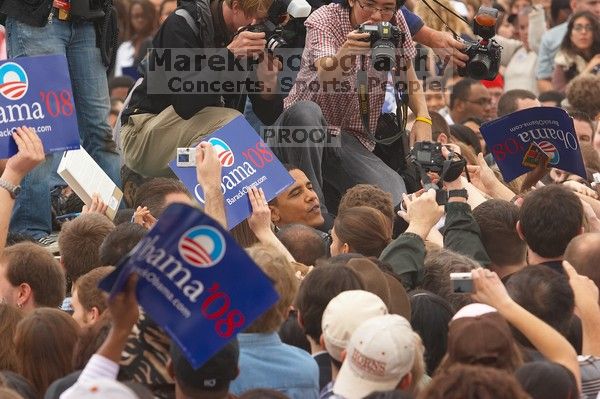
[
  {"x1": 176, "y1": 148, "x2": 196, "y2": 168},
  {"x1": 358, "y1": 22, "x2": 403, "y2": 71},
  {"x1": 457, "y1": 6, "x2": 502, "y2": 80},
  {"x1": 451, "y1": 272, "x2": 474, "y2": 293}
]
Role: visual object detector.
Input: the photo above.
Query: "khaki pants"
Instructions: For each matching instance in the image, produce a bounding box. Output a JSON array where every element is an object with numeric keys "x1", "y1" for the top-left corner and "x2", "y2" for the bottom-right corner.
[{"x1": 121, "y1": 105, "x2": 241, "y2": 177}]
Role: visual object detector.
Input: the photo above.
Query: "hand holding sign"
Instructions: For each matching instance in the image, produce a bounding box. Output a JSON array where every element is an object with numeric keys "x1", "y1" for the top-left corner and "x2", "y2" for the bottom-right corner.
[
  {"x1": 195, "y1": 141, "x2": 227, "y2": 229},
  {"x1": 3, "y1": 126, "x2": 45, "y2": 185},
  {"x1": 170, "y1": 116, "x2": 294, "y2": 229},
  {"x1": 480, "y1": 107, "x2": 586, "y2": 182},
  {"x1": 99, "y1": 203, "x2": 279, "y2": 368},
  {"x1": 0, "y1": 56, "x2": 80, "y2": 158},
  {"x1": 248, "y1": 187, "x2": 272, "y2": 240},
  {"x1": 195, "y1": 141, "x2": 222, "y2": 192},
  {"x1": 97, "y1": 274, "x2": 140, "y2": 363},
  {"x1": 82, "y1": 193, "x2": 109, "y2": 216}
]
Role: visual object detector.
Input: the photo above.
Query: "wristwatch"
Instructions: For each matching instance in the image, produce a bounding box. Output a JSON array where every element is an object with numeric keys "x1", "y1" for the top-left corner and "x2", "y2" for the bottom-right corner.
[
  {"x1": 0, "y1": 178, "x2": 21, "y2": 199},
  {"x1": 447, "y1": 189, "x2": 468, "y2": 200}
]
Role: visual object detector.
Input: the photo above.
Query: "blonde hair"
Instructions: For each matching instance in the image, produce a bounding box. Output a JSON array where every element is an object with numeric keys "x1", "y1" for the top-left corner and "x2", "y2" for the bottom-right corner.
[
  {"x1": 414, "y1": 0, "x2": 472, "y2": 35},
  {"x1": 245, "y1": 244, "x2": 298, "y2": 333},
  {"x1": 225, "y1": 0, "x2": 272, "y2": 16}
]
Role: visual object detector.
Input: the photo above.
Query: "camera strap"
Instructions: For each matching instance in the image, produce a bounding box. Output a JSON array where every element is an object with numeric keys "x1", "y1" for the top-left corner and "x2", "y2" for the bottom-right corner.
[
  {"x1": 413, "y1": 149, "x2": 470, "y2": 189},
  {"x1": 419, "y1": 0, "x2": 470, "y2": 39},
  {"x1": 356, "y1": 61, "x2": 409, "y2": 146}
]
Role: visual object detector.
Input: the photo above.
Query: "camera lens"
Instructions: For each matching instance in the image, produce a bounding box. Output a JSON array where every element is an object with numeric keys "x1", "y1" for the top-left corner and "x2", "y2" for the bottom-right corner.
[
  {"x1": 266, "y1": 35, "x2": 287, "y2": 51},
  {"x1": 372, "y1": 41, "x2": 396, "y2": 71},
  {"x1": 467, "y1": 53, "x2": 492, "y2": 80}
]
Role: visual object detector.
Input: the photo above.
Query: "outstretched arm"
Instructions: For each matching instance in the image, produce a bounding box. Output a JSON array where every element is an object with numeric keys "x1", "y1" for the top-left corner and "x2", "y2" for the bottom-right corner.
[{"x1": 0, "y1": 126, "x2": 45, "y2": 251}]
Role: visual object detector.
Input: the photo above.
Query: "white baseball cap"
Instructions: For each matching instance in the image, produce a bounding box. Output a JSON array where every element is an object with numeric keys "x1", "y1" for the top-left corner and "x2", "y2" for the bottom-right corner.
[
  {"x1": 452, "y1": 303, "x2": 497, "y2": 321},
  {"x1": 333, "y1": 314, "x2": 417, "y2": 399},
  {"x1": 60, "y1": 378, "x2": 138, "y2": 399},
  {"x1": 322, "y1": 290, "x2": 389, "y2": 362}
]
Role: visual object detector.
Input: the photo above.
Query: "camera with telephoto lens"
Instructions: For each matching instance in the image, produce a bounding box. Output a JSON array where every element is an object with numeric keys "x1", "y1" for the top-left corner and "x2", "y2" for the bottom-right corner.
[
  {"x1": 358, "y1": 22, "x2": 403, "y2": 71},
  {"x1": 457, "y1": 6, "x2": 502, "y2": 80},
  {"x1": 246, "y1": 0, "x2": 311, "y2": 51}
]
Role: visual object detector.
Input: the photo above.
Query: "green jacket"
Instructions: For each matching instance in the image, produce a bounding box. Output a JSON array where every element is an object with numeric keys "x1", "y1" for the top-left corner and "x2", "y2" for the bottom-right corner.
[{"x1": 380, "y1": 201, "x2": 491, "y2": 290}]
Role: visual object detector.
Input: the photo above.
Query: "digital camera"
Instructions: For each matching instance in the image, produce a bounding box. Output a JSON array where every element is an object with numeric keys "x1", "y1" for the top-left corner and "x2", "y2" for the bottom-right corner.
[
  {"x1": 247, "y1": 21, "x2": 290, "y2": 51},
  {"x1": 409, "y1": 141, "x2": 466, "y2": 182},
  {"x1": 247, "y1": 0, "x2": 311, "y2": 51},
  {"x1": 409, "y1": 141, "x2": 447, "y2": 174},
  {"x1": 457, "y1": 6, "x2": 502, "y2": 80},
  {"x1": 176, "y1": 148, "x2": 196, "y2": 168},
  {"x1": 450, "y1": 273, "x2": 473, "y2": 293},
  {"x1": 358, "y1": 22, "x2": 403, "y2": 71}
]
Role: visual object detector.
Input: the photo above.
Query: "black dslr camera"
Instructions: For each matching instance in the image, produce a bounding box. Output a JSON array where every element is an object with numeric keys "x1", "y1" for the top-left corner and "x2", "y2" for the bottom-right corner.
[
  {"x1": 409, "y1": 141, "x2": 466, "y2": 181},
  {"x1": 457, "y1": 6, "x2": 502, "y2": 80},
  {"x1": 358, "y1": 22, "x2": 403, "y2": 71},
  {"x1": 246, "y1": 0, "x2": 311, "y2": 51},
  {"x1": 410, "y1": 141, "x2": 447, "y2": 174},
  {"x1": 409, "y1": 141, "x2": 468, "y2": 204},
  {"x1": 247, "y1": 21, "x2": 289, "y2": 51}
]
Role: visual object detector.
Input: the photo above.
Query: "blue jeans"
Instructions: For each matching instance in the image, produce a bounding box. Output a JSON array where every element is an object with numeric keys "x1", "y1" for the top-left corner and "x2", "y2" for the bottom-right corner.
[{"x1": 6, "y1": 16, "x2": 120, "y2": 238}]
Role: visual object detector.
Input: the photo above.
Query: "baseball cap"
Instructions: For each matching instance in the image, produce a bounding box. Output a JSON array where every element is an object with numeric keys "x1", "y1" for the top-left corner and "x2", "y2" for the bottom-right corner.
[
  {"x1": 345, "y1": 258, "x2": 411, "y2": 320},
  {"x1": 452, "y1": 303, "x2": 497, "y2": 320},
  {"x1": 333, "y1": 314, "x2": 417, "y2": 399},
  {"x1": 60, "y1": 379, "x2": 138, "y2": 399},
  {"x1": 447, "y1": 311, "x2": 515, "y2": 368},
  {"x1": 321, "y1": 290, "x2": 389, "y2": 362},
  {"x1": 170, "y1": 338, "x2": 239, "y2": 392}
]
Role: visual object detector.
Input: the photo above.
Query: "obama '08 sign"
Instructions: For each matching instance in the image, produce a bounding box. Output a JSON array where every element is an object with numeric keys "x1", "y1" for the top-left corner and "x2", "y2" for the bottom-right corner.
[{"x1": 99, "y1": 203, "x2": 279, "y2": 369}]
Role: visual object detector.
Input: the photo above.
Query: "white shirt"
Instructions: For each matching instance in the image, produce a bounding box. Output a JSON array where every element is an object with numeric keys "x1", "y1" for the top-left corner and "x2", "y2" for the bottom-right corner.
[
  {"x1": 504, "y1": 47, "x2": 539, "y2": 95},
  {"x1": 114, "y1": 41, "x2": 135, "y2": 77}
]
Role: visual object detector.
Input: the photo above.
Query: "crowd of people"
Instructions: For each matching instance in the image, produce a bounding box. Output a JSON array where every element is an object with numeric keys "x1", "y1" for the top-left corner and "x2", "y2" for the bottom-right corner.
[{"x1": 1, "y1": 0, "x2": 600, "y2": 398}]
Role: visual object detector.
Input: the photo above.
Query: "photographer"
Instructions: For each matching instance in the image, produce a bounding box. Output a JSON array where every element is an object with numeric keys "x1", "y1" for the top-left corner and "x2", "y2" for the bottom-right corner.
[
  {"x1": 0, "y1": 0, "x2": 120, "y2": 243},
  {"x1": 120, "y1": 0, "x2": 287, "y2": 177},
  {"x1": 269, "y1": 0, "x2": 432, "y2": 213}
]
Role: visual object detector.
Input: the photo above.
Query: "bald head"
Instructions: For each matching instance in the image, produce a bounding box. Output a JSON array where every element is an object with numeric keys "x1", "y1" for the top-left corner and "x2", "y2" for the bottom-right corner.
[
  {"x1": 276, "y1": 224, "x2": 327, "y2": 266},
  {"x1": 564, "y1": 233, "x2": 600, "y2": 290}
]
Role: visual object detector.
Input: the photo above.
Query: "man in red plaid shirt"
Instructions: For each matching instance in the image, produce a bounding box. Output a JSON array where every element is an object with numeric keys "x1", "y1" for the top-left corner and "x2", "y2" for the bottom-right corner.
[{"x1": 266, "y1": 0, "x2": 432, "y2": 217}]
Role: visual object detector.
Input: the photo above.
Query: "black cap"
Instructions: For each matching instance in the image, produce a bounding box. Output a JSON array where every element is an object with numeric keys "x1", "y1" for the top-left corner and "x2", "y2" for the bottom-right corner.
[{"x1": 170, "y1": 338, "x2": 239, "y2": 392}]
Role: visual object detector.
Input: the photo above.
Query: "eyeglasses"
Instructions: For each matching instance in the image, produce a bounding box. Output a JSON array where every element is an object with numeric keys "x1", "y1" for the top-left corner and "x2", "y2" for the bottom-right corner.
[
  {"x1": 466, "y1": 98, "x2": 493, "y2": 106},
  {"x1": 573, "y1": 24, "x2": 593, "y2": 32},
  {"x1": 355, "y1": 0, "x2": 396, "y2": 17}
]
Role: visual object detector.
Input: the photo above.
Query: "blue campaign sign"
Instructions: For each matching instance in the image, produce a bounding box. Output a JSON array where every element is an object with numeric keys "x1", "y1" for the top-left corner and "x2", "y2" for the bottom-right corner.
[
  {"x1": 170, "y1": 115, "x2": 294, "y2": 229},
  {"x1": 99, "y1": 203, "x2": 279, "y2": 369},
  {"x1": 0, "y1": 55, "x2": 81, "y2": 158},
  {"x1": 480, "y1": 107, "x2": 586, "y2": 181}
]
